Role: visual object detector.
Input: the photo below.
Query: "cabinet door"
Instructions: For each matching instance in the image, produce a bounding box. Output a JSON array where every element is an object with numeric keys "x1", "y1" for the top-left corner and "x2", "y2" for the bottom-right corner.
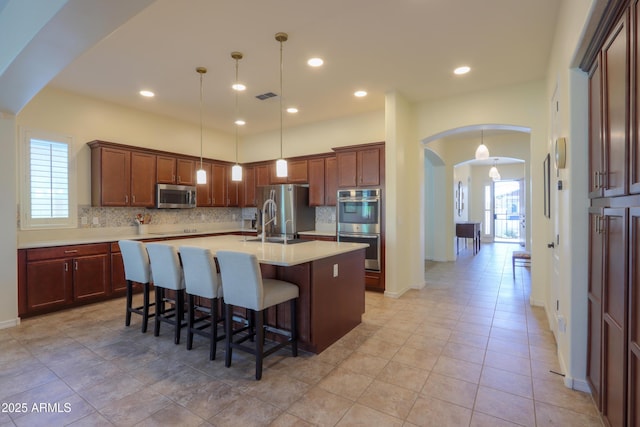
[
  {"x1": 100, "y1": 148, "x2": 131, "y2": 206},
  {"x1": 227, "y1": 166, "x2": 240, "y2": 207},
  {"x1": 590, "y1": 55, "x2": 605, "y2": 199},
  {"x1": 587, "y1": 208, "x2": 604, "y2": 409},
  {"x1": 269, "y1": 163, "x2": 288, "y2": 184},
  {"x1": 288, "y1": 160, "x2": 308, "y2": 183},
  {"x1": 73, "y1": 254, "x2": 109, "y2": 301},
  {"x1": 111, "y1": 252, "x2": 126, "y2": 294},
  {"x1": 603, "y1": 14, "x2": 629, "y2": 197},
  {"x1": 633, "y1": 2, "x2": 640, "y2": 194},
  {"x1": 26, "y1": 259, "x2": 72, "y2": 312},
  {"x1": 308, "y1": 158, "x2": 325, "y2": 206},
  {"x1": 211, "y1": 163, "x2": 226, "y2": 206},
  {"x1": 256, "y1": 165, "x2": 270, "y2": 187},
  {"x1": 242, "y1": 166, "x2": 256, "y2": 207},
  {"x1": 325, "y1": 156, "x2": 337, "y2": 206},
  {"x1": 131, "y1": 152, "x2": 156, "y2": 207},
  {"x1": 157, "y1": 156, "x2": 177, "y2": 184},
  {"x1": 629, "y1": 207, "x2": 640, "y2": 425},
  {"x1": 177, "y1": 158, "x2": 195, "y2": 185},
  {"x1": 602, "y1": 207, "x2": 627, "y2": 427},
  {"x1": 196, "y1": 162, "x2": 212, "y2": 206},
  {"x1": 358, "y1": 147, "x2": 380, "y2": 186},
  {"x1": 337, "y1": 151, "x2": 357, "y2": 188}
]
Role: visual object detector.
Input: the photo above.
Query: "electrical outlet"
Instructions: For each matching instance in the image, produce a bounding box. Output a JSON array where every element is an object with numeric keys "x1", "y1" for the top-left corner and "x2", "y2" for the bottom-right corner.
[
  {"x1": 81, "y1": 217, "x2": 87, "y2": 225},
  {"x1": 333, "y1": 264, "x2": 338, "y2": 277},
  {"x1": 92, "y1": 217, "x2": 99, "y2": 225}
]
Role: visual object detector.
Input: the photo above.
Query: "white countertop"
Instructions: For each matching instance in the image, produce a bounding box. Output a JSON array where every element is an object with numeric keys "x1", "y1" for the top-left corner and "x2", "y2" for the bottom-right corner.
[
  {"x1": 165, "y1": 235, "x2": 367, "y2": 267},
  {"x1": 298, "y1": 230, "x2": 336, "y2": 237}
]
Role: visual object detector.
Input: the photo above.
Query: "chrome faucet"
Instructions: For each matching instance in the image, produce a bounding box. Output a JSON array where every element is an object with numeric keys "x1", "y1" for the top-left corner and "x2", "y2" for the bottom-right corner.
[
  {"x1": 283, "y1": 219, "x2": 293, "y2": 244},
  {"x1": 261, "y1": 198, "x2": 277, "y2": 243}
]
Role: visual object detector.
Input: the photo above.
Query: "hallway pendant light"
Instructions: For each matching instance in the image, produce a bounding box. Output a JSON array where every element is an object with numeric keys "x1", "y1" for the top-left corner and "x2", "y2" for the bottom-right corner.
[
  {"x1": 275, "y1": 32, "x2": 288, "y2": 178},
  {"x1": 196, "y1": 67, "x2": 207, "y2": 185},
  {"x1": 489, "y1": 158, "x2": 501, "y2": 181},
  {"x1": 231, "y1": 52, "x2": 243, "y2": 182},
  {"x1": 475, "y1": 129, "x2": 489, "y2": 160}
]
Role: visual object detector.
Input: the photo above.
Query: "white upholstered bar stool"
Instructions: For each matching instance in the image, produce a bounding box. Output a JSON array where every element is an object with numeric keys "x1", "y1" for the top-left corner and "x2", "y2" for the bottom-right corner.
[
  {"x1": 118, "y1": 240, "x2": 155, "y2": 333},
  {"x1": 216, "y1": 250, "x2": 299, "y2": 380},
  {"x1": 179, "y1": 246, "x2": 225, "y2": 360},
  {"x1": 146, "y1": 243, "x2": 187, "y2": 345}
]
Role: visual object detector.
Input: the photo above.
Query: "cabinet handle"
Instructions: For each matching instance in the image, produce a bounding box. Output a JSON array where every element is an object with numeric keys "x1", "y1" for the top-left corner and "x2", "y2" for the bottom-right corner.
[
  {"x1": 597, "y1": 216, "x2": 605, "y2": 235},
  {"x1": 74, "y1": 261, "x2": 78, "y2": 271},
  {"x1": 64, "y1": 262, "x2": 68, "y2": 272},
  {"x1": 125, "y1": 195, "x2": 128, "y2": 203},
  {"x1": 132, "y1": 195, "x2": 136, "y2": 203},
  {"x1": 593, "y1": 171, "x2": 599, "y2": 189},
  {"x1": 178, "y1": 176, "x2": 181, "y2": 183},
  {"x1": 64, "y1": 250, "x2": 78, "y2": 254}
]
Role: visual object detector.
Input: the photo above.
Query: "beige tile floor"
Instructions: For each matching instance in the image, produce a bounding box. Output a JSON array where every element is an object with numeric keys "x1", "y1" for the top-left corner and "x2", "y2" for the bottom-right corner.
[{"x1": 0, "y1": 243, "x2": 602, "y2": 426}]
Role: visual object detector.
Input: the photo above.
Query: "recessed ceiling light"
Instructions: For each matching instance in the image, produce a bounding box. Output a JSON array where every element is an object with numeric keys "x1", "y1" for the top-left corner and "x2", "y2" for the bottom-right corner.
[
  {"x1": 307, "y1": 58, "x2": 323, "y2": 67},
  {"x1": 232, "y1": 83, "x2": 246, "y2": 91},
  {"x1": 454, "y1": 66, "x2": 471, "y2": 75},
  {"x1": 286, "y1": 107, "x2": 298, "y2": 113},
  {"x1": 354, "y1": 90, "x2": 367, "y2": 97},
  {"x1": 235, "y1": 119, "x2": 246, "y2": 126},
  {"x1": 139, "y1": 90, "x2": 155, "y2": 97}
]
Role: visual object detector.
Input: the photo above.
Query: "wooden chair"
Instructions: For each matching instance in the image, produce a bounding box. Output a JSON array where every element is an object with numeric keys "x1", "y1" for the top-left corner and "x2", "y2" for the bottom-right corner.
[{"x1": 512, "y1": 250, "x2": 531, "y2": 278}]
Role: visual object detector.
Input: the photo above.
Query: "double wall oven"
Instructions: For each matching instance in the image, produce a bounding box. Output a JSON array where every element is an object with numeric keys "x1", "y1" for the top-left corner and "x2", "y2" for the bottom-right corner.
[{"x1": 337, "y1": 188, "x2": 381, "y2": 271}]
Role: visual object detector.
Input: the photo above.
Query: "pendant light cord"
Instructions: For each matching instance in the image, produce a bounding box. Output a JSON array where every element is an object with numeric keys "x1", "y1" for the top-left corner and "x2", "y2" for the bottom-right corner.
[
  {"x1": 279, "y1": 37, "x2": 284, "y2": 159},
  {"x1": 235, "y1": 57, "x2": 240, "y2": 164},
  {"x1": 199, "y1": 70, "x2": 204, "y2": 169}
]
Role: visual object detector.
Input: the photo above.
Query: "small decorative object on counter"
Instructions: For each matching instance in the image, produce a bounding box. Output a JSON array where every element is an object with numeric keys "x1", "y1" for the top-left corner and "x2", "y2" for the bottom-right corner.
[{"x1": 135, "y1": 213, "x2": 151, "y2": 235}]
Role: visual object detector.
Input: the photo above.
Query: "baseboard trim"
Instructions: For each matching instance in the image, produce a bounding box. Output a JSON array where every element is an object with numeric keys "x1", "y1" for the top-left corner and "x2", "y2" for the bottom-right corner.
[
  {"x1": 565, "y1": 376, "x2": 592, "y2": 393},
  {"x1": 0, "y1": 317, "x2": 20, "y2": 330},
  {"x1": 384, "y1": 287, "x2": 410, "y2": 299}
]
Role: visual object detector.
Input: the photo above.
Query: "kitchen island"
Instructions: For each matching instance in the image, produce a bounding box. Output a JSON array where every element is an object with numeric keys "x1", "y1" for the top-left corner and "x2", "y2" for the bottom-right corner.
[{"x1": 161, "y1": 235, "x2": 367, "y2": 354}]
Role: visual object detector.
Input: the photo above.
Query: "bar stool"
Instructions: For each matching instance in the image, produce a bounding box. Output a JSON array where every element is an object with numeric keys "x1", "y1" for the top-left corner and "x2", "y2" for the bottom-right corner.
[
  {"x1": 179, "y1": 246, "x2": 225, "y2": 360},
  {"x1": 512, "y1": 250, "x2": 531, "y2": 278},
  {"x1": 118, "y1": 240, "x2": 155, "y2": 333},
  {"x1": 216, "y1": 250, "x2": 299, "y2": 380},
  {"x1": 146, "y1": 243, "x2": 187, "y2": 345}
]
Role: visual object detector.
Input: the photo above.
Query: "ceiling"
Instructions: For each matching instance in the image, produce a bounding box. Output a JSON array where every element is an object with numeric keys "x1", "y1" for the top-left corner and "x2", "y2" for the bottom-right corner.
[{"x1": 49, "y1": 0, "x2": 561, "y2": 137}]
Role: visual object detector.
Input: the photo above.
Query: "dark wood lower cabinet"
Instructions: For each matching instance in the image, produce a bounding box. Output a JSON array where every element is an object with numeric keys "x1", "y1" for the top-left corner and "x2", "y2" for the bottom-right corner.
[{"x1": 628, "y1": 208, "x2": 640, "y2": 425}]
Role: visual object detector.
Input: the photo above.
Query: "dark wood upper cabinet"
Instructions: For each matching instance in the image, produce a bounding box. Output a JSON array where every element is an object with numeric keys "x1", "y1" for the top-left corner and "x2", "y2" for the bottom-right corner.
[
  {"x1": 336, "y1": 151, "x2": 357, "y2": 188},
  {"x1": 242, "y1": 166, "x2": 257, "y2": 207},
  {"x1": 130, "y1": 152, "x2": 156, "y2": 207},
  {"x1": 226, "y1": 165, "x2": 240, "y2": 207},
  {"x1": 589, "y1": 55, "x2": 605, "y2": 199},
  {"x1": 196, "y1": 161, "x2": 213, "y2": 207},
  {"x1": 602, "y1": 12, "x2": 629, "y2": 197},
  {"x1": 633, "y1": 1, "x2": 640, "y2": 193},
  {"x1": 157, "y1": 155, "x2": 177, "y2": 184},
  {"x1": 176, "y1": 158, "x2": 196, "y2": 186},
  {"x1": 211, "y1": 163, "x2": 226, "y2": 206},
  {"x1": 335, "y1": 143, "x2": 383, "y2": 188},
  {"x1": 325, "y1": 156, "x2": 337, "y2": 206},
  {"x1": 256, "y1": 164, "x2": 270, "y2": 187},
  {"x1": 308, "y1": 158, "x2": 326, "y2": 206}
]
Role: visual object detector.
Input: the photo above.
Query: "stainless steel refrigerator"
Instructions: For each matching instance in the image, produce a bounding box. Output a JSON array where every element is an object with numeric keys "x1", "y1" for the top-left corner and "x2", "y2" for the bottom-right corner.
[{"x1": 256, "y1": 184, "x2": 315, "y2": 239}]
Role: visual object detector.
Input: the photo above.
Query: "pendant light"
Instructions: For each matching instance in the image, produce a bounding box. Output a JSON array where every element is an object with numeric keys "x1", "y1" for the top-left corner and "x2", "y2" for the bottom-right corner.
[
  {"x1": 489, "y1": 158, "x2": 501, "y2": 181},
  {"x1": 231, "y1": 52, "x2": 243, "y2": 182},
  {"x1": 475, "y1": 129, "x2": 489, "y2": 160},
  {"x1": 275, "y1": 32, "x2": 288, "y2": 178},
  {"x1": 196, "y1": 67, "x2": 207, "y2": 184}
]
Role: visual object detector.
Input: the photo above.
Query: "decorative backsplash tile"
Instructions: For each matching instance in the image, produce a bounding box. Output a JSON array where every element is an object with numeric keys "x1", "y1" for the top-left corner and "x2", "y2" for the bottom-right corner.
[
  {"x1": 77, "y1": 205, "x2": 242, "y2": 228},
  {"x1": 316, "y1": 206, "x2": 336, "y2": 224}
]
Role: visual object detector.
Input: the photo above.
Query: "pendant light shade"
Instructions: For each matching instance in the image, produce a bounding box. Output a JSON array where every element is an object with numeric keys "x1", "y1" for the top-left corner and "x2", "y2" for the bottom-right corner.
[
  {"x1": 231, "y1": 51, "x2": 243, "y2": 182},
  {"x1": 196, "y1": 67, "x2": 207, "y2": 184},
  {"x1": 489, "y1": 158, "x2": 501, "y2": 181},
  {"x1": 275, "y1": 32, "x2": 288, "y2": 178},
  {"x1": 475, "y1": 129, "x2": 489, "y2": 160}
]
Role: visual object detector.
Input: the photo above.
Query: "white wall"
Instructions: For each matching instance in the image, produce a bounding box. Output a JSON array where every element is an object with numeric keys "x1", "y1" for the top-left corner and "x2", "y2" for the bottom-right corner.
[
  {"x1": 542, "y1": 0, "x2": 595, "y2": 391},
  {"x1": 0, "y1": 114, "x2": 18, "y2": 328},
  {"x1": 424, "y1": 150, "x2": 447, "y2": 261}
]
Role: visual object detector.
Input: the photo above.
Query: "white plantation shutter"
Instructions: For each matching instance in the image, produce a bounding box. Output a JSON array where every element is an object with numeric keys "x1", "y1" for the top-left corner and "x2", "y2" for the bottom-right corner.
[
  {"x1": 29, "y1": 139, "x2": 69, "y2": 218},
  {"x1": 21, "y1": 130, "x2": 76, "y2": 229}
]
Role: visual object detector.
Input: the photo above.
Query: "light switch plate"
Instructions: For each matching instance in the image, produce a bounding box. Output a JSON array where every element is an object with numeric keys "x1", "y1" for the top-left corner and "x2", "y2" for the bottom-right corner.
[{"x1": 333, "y1": 264, "x2": 338, "y2": 277}]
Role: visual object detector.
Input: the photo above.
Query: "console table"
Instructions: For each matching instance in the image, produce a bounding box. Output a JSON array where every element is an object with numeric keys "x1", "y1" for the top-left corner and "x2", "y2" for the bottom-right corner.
[{"x1": 456, "y1": 222, "x2": 481, "y2": 255}]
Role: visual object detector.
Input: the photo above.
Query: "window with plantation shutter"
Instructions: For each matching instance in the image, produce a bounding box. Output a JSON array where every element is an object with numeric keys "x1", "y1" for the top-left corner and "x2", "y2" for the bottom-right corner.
[{"x1": 20, "y1": 130, "x2": 76, "y2": 229}]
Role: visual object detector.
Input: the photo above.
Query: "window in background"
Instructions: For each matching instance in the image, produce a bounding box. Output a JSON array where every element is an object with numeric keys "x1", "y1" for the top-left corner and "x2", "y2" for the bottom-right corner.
[
  {"x1": 484, "y1": 184, "x2": 492, "y2": 236},
  {"x1": 20, "y1": 129, "x2": 76, "y2": 229}
]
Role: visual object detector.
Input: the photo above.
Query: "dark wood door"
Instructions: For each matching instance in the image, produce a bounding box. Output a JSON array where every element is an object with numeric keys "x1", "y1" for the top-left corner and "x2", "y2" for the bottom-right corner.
[
  {"x1": 111, "y1": 252, "x2": 126, "y2": 294},
  {"x1": 337, "y1": 151, "x2": 357, "y2": 188},
  {"x1": 73, "y1": 254, "x2": 109, "y2": 301},
  {"x1": 358, "y1": 147, "x2": 380, "y2": 186},
  {"x1": 156, "y1": 155, "x2": 177, "y2": 183},
  {"x1": 603, "y1": 13, "x2": 629, "y2": 198},
  {"x1": 633, "y1": 1, "x2": 640, "y2": 194},
  {"x1": 100, "y1": 147, "x2": 131, "y2": 206},
  {"x1": 287, "y1": 160, "x2": 308, "y2": 183},
  {"x1": 242, "y1": 166, "x2": 256, "y2": 207},
  {"x1": 588, "y1": 208, "x2": 604, "y2": 408},
  {"x1": 176, "y1": 158, "x2": 195, "y2": 185},
  {"x1": 226, "y1": 165, "x2": 239, "y2": 207},
  {"x1": 130, "y1": 152, "x2": 156, "y2": 207},
  {"x1": 602, "y1": 207, "x2": 628, "y2": 427},
  {"x1": 325, "y1": 156, "x2": 337, "y2": 206},
  {"x1": 589, "y1": 55, "x2": 605, "y2": 199},
  {"x1": 628, "y1": 206, "x2": 640, "y2": 425},
  {"x1": 211, "y1": 163, "x2": 226, "y2": 206},
  {"x1": 196, "y1": 162, "x2": 212, "y2": 206},
  {"x1": 308, "y1": 158, "x2": 325, "y2": 206},
  {"x1": 26, "y1": 259, "x2": 72, "y2": 312}
]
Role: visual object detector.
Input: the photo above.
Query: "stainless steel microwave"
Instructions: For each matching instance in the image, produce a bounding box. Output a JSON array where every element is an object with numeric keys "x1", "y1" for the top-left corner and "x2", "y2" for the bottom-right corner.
[{"x1": 156, "y1": 184, "x2": 197, "y2": 208}]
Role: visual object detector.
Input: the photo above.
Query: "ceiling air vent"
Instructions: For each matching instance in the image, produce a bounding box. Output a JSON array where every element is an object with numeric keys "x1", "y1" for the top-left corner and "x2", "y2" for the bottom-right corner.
[{"x1": 255, "y1": 92, "x2": 278, "y2": 100}]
